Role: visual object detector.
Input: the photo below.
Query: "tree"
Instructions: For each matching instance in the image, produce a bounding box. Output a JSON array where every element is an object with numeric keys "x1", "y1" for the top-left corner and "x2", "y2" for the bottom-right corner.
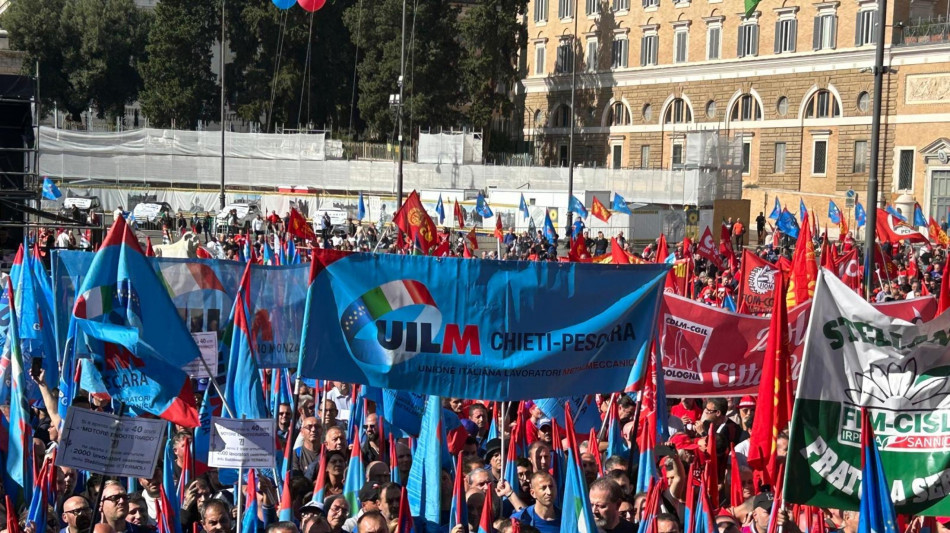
[
  {"x1": 343, "y1": 0, "x2": 462, "y2": 140},
  {"x1": 459, "y1": 0, "x2": 528, "y2": 148},
  {"x1": 138, "y1": 0, "x2": 219, "y2": 128},
  {"x1": 226, "y1": 0, "x2": 357, "y2": 132}
]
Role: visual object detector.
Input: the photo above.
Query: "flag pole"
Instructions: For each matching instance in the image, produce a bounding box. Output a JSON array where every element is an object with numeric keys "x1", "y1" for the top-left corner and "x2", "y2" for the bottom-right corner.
[
  {"x1": 500, "y1": 402, "x2": 507, "y2": 482},
  {"x1": 196, "y1": 353, "x2": 236, "y2": 419},
  {"x1": 597, "y1": 393, "x2": 617, "y2": 442}
]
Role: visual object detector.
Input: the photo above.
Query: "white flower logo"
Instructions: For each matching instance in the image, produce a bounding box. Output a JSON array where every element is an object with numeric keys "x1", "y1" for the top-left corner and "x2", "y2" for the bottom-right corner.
[{"x1": 845, "y1": 358, "x2": 950, "y2": 409}]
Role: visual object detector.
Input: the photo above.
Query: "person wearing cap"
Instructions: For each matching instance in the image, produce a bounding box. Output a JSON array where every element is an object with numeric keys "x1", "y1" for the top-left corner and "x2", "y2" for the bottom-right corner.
[
  {"x1": 484, "y1": 438, "x2": 503, "y2": 481},
  {"x1": 669, "y1": 433, "x2": 699, "y2": 465},
  {"x1": 746, "y1": 492, "x2": 801, "y2": 533},
  {"x1": 341, "y1": 483, "x2": 380, "y2": 532},
  {"x1": 536, "y1": 418, "x2": 553, "y2": 445},
  {"x1": 731, "y1": 396, "x2": 756, "y2": 433},
  {"x1": 716, "y1": 509, "x2": 741, "y2": 533},
  {"x1": 510, "y1": 472, "x2": 560, "y2": 533}
]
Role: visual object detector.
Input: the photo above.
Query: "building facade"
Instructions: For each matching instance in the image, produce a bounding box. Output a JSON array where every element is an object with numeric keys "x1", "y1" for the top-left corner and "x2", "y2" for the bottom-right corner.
[{"x1": 522, "y1": 0, "x2": 950, "y2": 228}]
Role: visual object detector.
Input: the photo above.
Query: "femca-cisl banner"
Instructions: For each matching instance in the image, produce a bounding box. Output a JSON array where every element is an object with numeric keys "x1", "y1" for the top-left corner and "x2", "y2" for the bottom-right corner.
[
  {"x1": 787, "y1": 268, "x2": 950, "y2": 516},
  {"x1": 297, "y1": 251, "x2": 669, "y2": 400}
]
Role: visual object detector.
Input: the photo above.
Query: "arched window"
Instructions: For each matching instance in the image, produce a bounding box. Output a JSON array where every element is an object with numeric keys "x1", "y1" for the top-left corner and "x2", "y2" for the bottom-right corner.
[
  {"x1": 552, "y1": 105, "x2": 571, "y2": 127},
  {"x1": 730, "y1": 94, "x2": 762, "y2": 121},
  {"x1": 804, "y1": 90, "x2": 840, "y2": 118},
  {"x1": 664, "y1": 98, "x2": 692, "y2": 124},
  {"x1": 608, "y1": 102, "x2": 631, "y2": 126}
]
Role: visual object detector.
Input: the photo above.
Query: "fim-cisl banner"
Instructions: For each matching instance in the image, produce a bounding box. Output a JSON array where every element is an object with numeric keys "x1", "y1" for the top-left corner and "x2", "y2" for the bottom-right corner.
[
  {"x1": 787, "y1": 268, "x2": 950, "y2": 516},
  {"x1": 297, "y1": 250, "x2": 669, "y2": 400}
]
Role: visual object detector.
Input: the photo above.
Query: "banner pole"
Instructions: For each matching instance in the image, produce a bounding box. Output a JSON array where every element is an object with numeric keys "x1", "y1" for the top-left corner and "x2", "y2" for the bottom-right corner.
[
  {"x1": 236, "y1": 466, "x2": 243, "y2": 533},
  {"x1": 196, "y1": 355, "x2": 236, "y2": 419},
  {"x1": 597, "y1": 393, "x2": 616, "y2": 442},
  {"x1": 500, "y1": 401, "x2": 507, "y2": 482}
]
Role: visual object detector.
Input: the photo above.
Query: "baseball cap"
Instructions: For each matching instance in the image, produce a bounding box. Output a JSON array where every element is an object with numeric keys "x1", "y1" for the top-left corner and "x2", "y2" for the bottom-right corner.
[
  {"x1": 359, "y1": 483, "x2": 380, "y2": 503},
  {"x1": 715, "y1": 510, "x2": 739, "y2": 526},
  {"x1": 753, "y1": 492, "x2": 775, "y2": 512},
  {"x1": 538, "y1": 418, "x2": 552, "y2": 429},
  {"x1": 669, "y1": 433, "x2": 698, "y2": 451},
  {"x1": 300, "y1": 501, "x2": 324, "y2": 516},
  {"x1": 738, "y1": 396, "x2": 756, "y2": 409}
]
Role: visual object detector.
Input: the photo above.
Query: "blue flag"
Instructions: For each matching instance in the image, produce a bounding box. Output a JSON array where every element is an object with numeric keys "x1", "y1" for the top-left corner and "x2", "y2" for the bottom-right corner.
[
  {"x1": 15, "y1": 245, "x2": 58, "y2": 387},
  {"x1": 519, "y1": 194, "x2": 530, "y2": 220},
  {"x1": 543, "y1": 210, "x2": 557, "y2": 243},
  {"x1": 71, "y1": 217, "x2": 199, "y2": 427},
  {"x1": 476, "y1": 193, "x2": 493, "y2": 218},
  {"x1": 435, "y1": 194, "x2": 445, "y2": 225},
  {"x1": 857, "y1": 409, "x2": 898, "y2": 533},
  {"x1": 799, "y1": 198, "x2": 808, "y2": 223},
  {"x1": 885, "y1": 204, "x2": 906, "y2": 222},
  {"x1": 776, "y1": 209, "x2": 800, "y2": 239},
  {"x1": 4, "y1": 280, "x2": 33, "y2": 503},
  {"x1": 722, "y1": 293, "x2": 736, "y2": 312},
  {"x1": 568, "y1": 195, "x2": 589, "y2": 219},
  {"x1": 855, "y1": 201, "x2": 866, "y2": 228},
  {"x1": 224, "y1": 263, "x2": 268, "y2": 419},
  {"x1": 769, "y1": 197, "x2": 781, "y2": 220},
  {"x1": 161, "y1": 431, "x2": 185, "y2": 533},
  {"x1": 914, "y1": 202, "x2": 927, "y2": 227},
  {"x1": 828, "y1": 200, "x2": 842, "y2": 225},
  {"x1": 408, "y1": 396, "x2": 445, "y2": 532},
  {"x1": 358, "y1": 192, "x2": 366, "y2": 221},
  {"x1": 242, "y1": 469, "x2": 260, "y2": 533},
  {"x1": 612, "y1": 193, "x2": 633, "y2": 215},
  {"x1": 41, "y1": 177, "x2": 61, "y2": 200},
  {"x1": 342, "y1": 432, "x2": 365, "y2": 513},
  {"x1": 297, "y1": 250, "x2": 668, "y2": 400},
  {"x1": 562, "y1": 447, "x2": 598, "y2": 533}
]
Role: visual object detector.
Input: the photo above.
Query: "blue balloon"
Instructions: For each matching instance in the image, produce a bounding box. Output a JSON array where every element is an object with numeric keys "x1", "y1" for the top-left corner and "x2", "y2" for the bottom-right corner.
[{"x1": 272, "y1": 0, "x2": 296, "y2": 8}]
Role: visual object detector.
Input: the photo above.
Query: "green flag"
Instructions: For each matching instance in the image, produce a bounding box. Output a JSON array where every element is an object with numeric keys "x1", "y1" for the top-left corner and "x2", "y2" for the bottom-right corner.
[{"x1": 745, "y1": 0, "x2": 760, "y2": 16}]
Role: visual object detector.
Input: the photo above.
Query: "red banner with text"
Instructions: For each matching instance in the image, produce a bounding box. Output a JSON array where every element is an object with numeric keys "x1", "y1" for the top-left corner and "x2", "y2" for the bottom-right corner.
[{"x1": 658, "y1": 293, "x2": 937, "y2": 397}]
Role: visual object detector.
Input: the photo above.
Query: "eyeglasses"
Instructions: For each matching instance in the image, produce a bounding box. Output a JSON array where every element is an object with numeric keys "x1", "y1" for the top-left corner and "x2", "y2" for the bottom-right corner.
[
  {"x1": 302, "y1": 424, "x2": 318, "y2": 431},
  {"x1": 104, "y1": 494, "x2": 129, "y2": 503},
  {"x1": 363, "y1": 424, "x2": 377, "y2": 430},
  {"x1": 65, "y1": 508, "x2": 92, "y2": 516}
]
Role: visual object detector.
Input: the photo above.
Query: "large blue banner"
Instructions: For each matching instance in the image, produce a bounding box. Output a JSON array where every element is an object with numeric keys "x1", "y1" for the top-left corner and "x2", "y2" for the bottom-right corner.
[
  {"x1": 52, "y1": 251, "x2": 307, "y2": 368},
  {"x1": 297, "y1": 251, "x2": 669, "y2": 400}
]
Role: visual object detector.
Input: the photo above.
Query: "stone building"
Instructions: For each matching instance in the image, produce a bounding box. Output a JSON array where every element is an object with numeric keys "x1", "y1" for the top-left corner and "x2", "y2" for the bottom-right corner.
[{"x1": 522, "y1": 0, "x2": 950, "y2": 227}]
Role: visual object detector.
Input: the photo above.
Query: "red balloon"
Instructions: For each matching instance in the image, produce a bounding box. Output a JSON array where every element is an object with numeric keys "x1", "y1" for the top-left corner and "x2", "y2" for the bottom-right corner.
[{"x1": 297, "y1": 0, "x2": 326, "y2": 11}]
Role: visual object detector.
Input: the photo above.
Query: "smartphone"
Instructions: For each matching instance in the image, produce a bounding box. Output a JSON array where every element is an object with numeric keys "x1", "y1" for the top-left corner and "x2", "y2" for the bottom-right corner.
[{"x1": 30, "y1": 357, "x2": 42, "y2": 378}]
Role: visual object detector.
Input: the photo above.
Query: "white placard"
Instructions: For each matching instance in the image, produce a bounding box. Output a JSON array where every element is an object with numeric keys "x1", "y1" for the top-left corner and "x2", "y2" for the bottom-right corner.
[
  {"x1": 56, "y1": 407, "x2": 166, "y2": 478},
  {"x1": 208, "y1": 417, "x2": 276, "y2": 469},
  {"x1": 184, "y1": 331, "x2": 218, "y2": 378}
]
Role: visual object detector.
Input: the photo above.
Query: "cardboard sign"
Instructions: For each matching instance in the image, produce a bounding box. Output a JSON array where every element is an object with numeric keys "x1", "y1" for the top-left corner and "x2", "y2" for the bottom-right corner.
[
  {"x1": 56, "y1": 407, "x2": 165, "y2": 478},
  {"x1": 208, "y1": 417, "x2": 276, "y2": 469},
  {"x1": 184, "y1": 331, "x2": 219, "y2": 378}
]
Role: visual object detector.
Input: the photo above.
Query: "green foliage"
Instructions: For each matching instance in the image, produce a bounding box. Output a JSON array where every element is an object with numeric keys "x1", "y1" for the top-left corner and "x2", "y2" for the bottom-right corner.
[
  {"x1": 344, "y1": 0, "x2": 462, "y2": 140},
  {"x1": 458, "y1": 0, "x2": 528, "y2": 132},
  {"x1": 138, "y1": 0, "x2": 219, "y2": 128},
  {"x1": 227, "y1": 0, "x2": 357, "y2": 132},
  {"x1": 2, "y1": 0, "x2": 149, "y2": 119}
]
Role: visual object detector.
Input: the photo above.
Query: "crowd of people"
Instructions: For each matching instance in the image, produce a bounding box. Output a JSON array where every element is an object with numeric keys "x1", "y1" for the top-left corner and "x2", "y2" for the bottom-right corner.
[{"x1": 10, "y1": 205, "x2": 943, "y2": 533}]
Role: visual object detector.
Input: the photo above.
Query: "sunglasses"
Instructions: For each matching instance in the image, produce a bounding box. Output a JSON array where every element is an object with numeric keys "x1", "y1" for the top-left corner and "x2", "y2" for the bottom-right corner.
[
  {"x1": 65, "y1": 508, "x2": 92, "y2": 516},
  {"x1": 104, "y1": 494, "x2": 129, "y2": 503}
]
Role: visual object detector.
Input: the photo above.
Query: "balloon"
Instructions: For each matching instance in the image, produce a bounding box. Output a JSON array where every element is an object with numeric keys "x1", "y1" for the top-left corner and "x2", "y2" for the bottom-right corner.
[
  {"x1": 273, "y1": 0, "x2": 297, "y2": 8},
  {"x1": 297, "y1": 0, "x2": 326, "y2": 11}
]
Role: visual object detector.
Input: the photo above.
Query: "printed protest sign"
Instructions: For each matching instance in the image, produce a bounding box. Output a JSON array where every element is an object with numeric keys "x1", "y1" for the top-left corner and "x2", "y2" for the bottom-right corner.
[
  {"x1": 57, "y1": 407, "x2": 166, "y2": 478},
  {"x1": 184, "y1": 332, "x2": 218, "y2": 378},
  {"x1": 208, "y1": 417, "x2": 276, "y2": 469},
  {"x1": 787, "y1": 268, "x2": 950, "y2": 515}
]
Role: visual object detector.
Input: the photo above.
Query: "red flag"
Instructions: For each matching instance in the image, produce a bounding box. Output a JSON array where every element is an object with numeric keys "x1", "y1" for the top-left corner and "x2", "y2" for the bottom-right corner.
[
  {"x1": 394, "y1": 190, "x2": 438, "y2": 253},
  {"x1": 655, "y1": 234, "x2": 669, "y2": 264},
  {"x1": 463, "y1": 244, "x2": 474, "y2": 258},
  {"x1": 495, "y1": 216, "x2": 504, "y2": 241},
  {"x1": 696, "y1": 226, "x2": 722, "y2": 268},
  {"x1": 747, "y1": 271, "x2": 792, "y2": 484},
  {"x1": 786, "y1": 216, "x2": 817, "y2": 307},
  {"x1": 939, "y1": 252, "x2": 950, "y2": 314},
  {"x1": 145, "y1": 236, "x2": 155, "y2": 257},
  {"x1": 736, "y1": 250, "x2": 779, "y2": 315},
  {"x1": 287, "y1": 208, "x2": 317, "y2": 241},
  {"x1": 665, "y1": 259, "x2": 690, "y2": 295},
  {"x1": 703, "y1": 428, "x2": 719, "y2": 509},
  {"x1": 610, "y1": 238, "x2": 630, "y2": 264},
  {"x1": 590, "y1": 197, "x2": 611, "y2": 222},
  {"x1": 834, "y1": 248, "x2": 862, "y2": 292},
  {"x1": 819, "y1": 233, "x2": 835, "y2": 271},
  {"x1": 838, "y1": 216, "x2": 850, "y2": 241},
  {"x1": 588, "y1": 427, "x2": 603, "y2": 476},
  {"x1": 729, "y1": 444, "x2": 743, "y2": 507},
  {"x1": 930, "y1": 217, "x2": 950, "y2": 246},
  {"x1": 875, "y1": 208, "x2": 928, "y2": 244},
  {"x1": 454, "y1": 201, "x2": 466, "y2": 229},
  {"x1": 478, "y1": 483, "x2": 495, "y2": 533},
  {"x1": 570, "y1": 233, "x2": 590, "y2": 262},
  {"x1": 433, "y1": 240, "x2": 451, "y2": 257},
  {"x1": 719, "y1": 223, "x2": 735, "y2": 260},
  {"x1": 467, "y1": 227, "x2": 479, "y2": 250},
  {"x1": 196, "y1": 247, "x2": 212, "y2": 259},
  {"x1": 397, "y1": 486, "x2": 415, "y2": 533}
]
